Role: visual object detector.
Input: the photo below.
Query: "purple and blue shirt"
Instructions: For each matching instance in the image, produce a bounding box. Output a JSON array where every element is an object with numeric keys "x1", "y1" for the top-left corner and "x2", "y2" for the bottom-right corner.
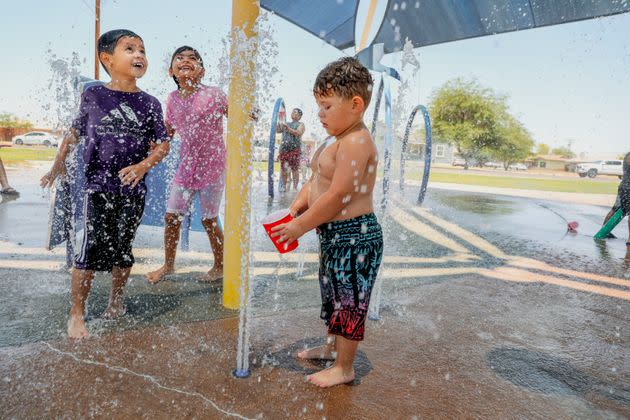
[{"x1": 72, "y1": 84, "x2": 169, "y2": 195}]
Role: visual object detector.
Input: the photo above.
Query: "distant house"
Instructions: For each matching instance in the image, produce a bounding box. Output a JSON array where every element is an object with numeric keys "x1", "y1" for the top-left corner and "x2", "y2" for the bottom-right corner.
[
  {"x1": 527, "y1": 155, "x2": 587, "y2": 171},
  {"x1": 405, "y1": 140, "x2": 455, "y2": 164}
]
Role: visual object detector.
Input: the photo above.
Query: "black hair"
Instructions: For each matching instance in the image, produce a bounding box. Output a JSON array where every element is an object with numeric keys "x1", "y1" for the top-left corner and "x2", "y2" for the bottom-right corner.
[
  {"x1": 97, "y1": 29, "x2": 143, "y2": 75},
  {"x1": 170, "y1": 46, "x2": 204, "y2": 88},
  {"x1": 293, "y1": 108, "x2": 303, "y2": 119}
]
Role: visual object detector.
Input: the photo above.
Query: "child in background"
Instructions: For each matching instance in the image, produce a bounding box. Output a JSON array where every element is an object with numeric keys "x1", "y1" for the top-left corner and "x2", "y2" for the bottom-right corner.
[
  {"x1": 272, "y1": 57, "x2": 383, "y2": 387},
  {"x1": 41, "y1": 29, "x2": 170, "y2": 339},
  {"x1": 277, "y1": 108, "x2": 305, "y2": 192}
]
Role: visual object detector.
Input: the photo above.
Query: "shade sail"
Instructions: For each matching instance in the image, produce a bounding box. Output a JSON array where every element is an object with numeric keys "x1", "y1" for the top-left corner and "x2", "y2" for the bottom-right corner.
[{"x1": 261, "y1": 0, "x2": 630, "y2": 53}]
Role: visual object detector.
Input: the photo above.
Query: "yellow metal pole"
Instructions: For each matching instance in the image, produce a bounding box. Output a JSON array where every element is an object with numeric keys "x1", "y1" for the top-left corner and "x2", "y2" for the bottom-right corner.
[{"x1": 223, "y1": 0, "x2": 259, "y2": 309}]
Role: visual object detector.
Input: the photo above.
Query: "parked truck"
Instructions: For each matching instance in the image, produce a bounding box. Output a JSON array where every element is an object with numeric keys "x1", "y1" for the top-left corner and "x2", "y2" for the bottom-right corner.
[{"x1": 576, "y1": 160, "x2": 623, "y2": 179}]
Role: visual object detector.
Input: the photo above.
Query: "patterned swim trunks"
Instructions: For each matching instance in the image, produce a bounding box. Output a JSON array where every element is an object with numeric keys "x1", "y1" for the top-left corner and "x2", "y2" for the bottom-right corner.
[
  {"x1": 317, "y1": 212, "x2": 383, "y2": 341},
  {"x1": 279, "y1": 148, "x2": 301, "y2": 171}
]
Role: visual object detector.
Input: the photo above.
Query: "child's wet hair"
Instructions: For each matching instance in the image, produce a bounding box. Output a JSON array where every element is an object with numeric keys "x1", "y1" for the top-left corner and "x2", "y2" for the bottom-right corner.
[
  {"x1": 313, "y1": 57, "x2": 373, "y2": 106},
  {"x1": 170, "y1": 46, "x2": 204, "y2": 88},
  {"x1": 293, "y1": 108, "x2": 303, "y2": 118},
  {"x1": 98, "y1": 29, "x2": 143, "y2": 75}
]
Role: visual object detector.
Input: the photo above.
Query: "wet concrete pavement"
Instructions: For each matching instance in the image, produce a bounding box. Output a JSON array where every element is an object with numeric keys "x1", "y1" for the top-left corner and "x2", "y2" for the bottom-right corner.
[{"x1": 1, "y1": 164, "x2": 628, "y2": 418}]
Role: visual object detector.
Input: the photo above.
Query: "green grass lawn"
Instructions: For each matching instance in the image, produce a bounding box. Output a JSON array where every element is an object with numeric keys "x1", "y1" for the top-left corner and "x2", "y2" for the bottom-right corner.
[
  {"x1": 0, "y1": 146, "x2": 57, "y2": 163},
  {"x1": 426, "y1": 172, "x2": 618, "y2": 194},
  {"x1": 257, "y1": 160, "x2": 617, "y2": 194}
]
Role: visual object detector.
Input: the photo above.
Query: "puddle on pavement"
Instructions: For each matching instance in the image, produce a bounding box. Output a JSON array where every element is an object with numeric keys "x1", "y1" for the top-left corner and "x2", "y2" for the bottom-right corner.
[{"x1": 436, "y1": 193, "x2": 516, "y2": 216}]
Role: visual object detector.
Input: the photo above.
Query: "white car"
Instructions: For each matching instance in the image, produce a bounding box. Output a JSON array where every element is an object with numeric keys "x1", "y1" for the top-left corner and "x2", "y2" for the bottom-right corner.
[
  {"x1": 509, "y1": 163, "x2": 528, "y2": 171},
  {"x1": 12, "y1": 131, "x2": 59, "y2": 147},
  {"x1": 577, "y1": 160, "x2": 623, "y2": 178}
]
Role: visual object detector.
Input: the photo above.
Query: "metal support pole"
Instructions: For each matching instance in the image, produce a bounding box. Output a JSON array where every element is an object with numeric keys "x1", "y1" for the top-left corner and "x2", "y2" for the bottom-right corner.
[{"x1": 223, "y1": 0, "x2": 259, "y2": 310}]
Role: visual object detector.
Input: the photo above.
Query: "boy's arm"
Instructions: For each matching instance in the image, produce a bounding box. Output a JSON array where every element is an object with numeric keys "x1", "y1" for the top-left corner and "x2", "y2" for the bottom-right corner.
[
  {"x1": 150, "y1": 122, "x2": 175, "y2": 151},
  {"x1": 289, "y1": 179, "x2": 311, "y2": 216},
  {"x1": 165, "y1": 121, "x2": 175, "y2": 138},
  {"x1": 40, "y1": 129, "x2": 79, "y2": 188},
  {"x1": 119, "y1": 141, "x2": 170, "y2": 187}
]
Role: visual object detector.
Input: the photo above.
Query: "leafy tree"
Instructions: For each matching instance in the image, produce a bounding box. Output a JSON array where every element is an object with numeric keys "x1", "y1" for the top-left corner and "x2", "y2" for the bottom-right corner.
[
  {"x1": 551, "y1": 146, "x2": 575, "y2": 159},
  {"x1": 491, "y1": 114, "x2": 535, "y2": 170},
  {"x1": 0, "y1": 112, "x2": 32, "y2": 129},
  {"x1": 429, "y1": 79, "x2": 503, "y2": 169},
  {"x1": 537, "y1": 143, "x2": 550, "y2": 155}
]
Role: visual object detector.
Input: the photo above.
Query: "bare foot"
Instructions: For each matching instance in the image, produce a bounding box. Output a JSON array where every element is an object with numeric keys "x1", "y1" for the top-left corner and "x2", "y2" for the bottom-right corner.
[
  {"x1": 101, "y1": 303, "x2": 127, "y2": 319},
  {"x1": 146, "y1": 265, "x2": 174, "y2": 284},
  {"x1": 297, "y1": 344, "x2": 336, "y2": 360},
  {"x1": 197, "y1": 266, "x2": 223, "y2": 283},
  {"x1": 67, "y1": 314, "x2": 89, "y2": 339},
  {"x1": 306, "y1": 366, "x2": 355, "y2": 388}
]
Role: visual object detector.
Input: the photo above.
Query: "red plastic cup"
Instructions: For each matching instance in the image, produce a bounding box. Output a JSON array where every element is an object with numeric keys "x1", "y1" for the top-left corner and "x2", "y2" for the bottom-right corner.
[{"x1": 262, "y1": 209, "x2": 299, "y2": 253}]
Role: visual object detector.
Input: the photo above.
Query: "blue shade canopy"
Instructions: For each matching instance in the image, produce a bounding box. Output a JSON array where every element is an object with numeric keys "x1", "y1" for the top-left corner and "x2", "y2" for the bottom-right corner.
[{"x1": 261, "y1": 0, "x2": 630, "y2": 53}]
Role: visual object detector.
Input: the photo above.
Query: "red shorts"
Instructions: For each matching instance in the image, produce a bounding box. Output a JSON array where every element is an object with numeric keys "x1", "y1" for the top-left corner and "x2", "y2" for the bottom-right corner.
[{"x1": 279, "y1": 148, "x2": 301, "y2": 171}]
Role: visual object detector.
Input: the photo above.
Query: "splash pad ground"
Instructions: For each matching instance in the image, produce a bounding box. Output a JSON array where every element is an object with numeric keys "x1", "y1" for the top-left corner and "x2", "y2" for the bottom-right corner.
[{"x1": 1, "y1": 163, "x2": 628, "y2": 418}]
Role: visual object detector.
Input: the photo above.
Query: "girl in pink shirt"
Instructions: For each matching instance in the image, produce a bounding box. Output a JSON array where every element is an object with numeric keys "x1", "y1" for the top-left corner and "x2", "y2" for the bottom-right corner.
[{"x1": 147, "y1": 46, "x2": 228, "y2": 283}]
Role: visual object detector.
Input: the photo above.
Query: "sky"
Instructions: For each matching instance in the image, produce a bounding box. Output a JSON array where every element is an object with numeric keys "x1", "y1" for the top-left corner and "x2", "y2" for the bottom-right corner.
[{"x1": 0, "y1": 0, "x2": 629, "y2": 159}]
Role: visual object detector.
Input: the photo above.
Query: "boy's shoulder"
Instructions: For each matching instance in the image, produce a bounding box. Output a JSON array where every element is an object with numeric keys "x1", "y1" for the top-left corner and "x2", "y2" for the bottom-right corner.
[
  {"x1": 341, "y1": 127, "x2": 374, "y2": 149},
  {"x1": 81, "y1": 83, "x2": 105, "y2": 98},
  {"x1": 133, "y1": 90, "x2": 162, "y2": 113},
  {"x1": 139, "y1": 89, "x2": 161, "y2": 104},
  {"x1": 86, "y1": 84, "x2": 159, "y2": 104}
]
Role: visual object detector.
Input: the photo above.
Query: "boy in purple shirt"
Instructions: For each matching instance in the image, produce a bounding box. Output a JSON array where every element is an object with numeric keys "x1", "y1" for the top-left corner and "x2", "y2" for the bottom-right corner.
[{"x1": 41, "y1": 29, "x2": 170, "y2": 339}]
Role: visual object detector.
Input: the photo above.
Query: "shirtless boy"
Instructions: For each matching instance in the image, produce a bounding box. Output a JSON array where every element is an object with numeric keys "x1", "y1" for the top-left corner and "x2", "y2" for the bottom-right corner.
[{"x1": 272, "y1": 57, "x2": 383, "y2": 387}]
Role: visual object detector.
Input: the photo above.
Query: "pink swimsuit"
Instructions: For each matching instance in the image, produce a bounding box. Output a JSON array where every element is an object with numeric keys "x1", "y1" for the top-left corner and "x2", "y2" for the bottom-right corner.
[{"x1": 165, "y1": 85, "x2": 227, "y2": 219}]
